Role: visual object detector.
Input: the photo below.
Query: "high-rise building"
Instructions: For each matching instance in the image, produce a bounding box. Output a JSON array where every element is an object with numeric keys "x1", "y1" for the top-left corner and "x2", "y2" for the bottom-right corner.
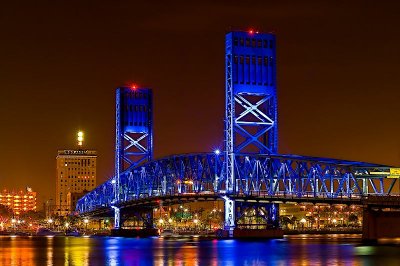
[
  {"x1": 0, "y1": 188, "x2": 37, "y2": 215},
  {"x1": 55, "y1": 132, "x2": 97, "y2": 216}
]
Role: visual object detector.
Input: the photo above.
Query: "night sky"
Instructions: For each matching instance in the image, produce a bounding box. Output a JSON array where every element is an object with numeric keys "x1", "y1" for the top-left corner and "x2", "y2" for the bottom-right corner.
[{"x1": 1, "y1": 1, "x2": 400, "y2": 207}]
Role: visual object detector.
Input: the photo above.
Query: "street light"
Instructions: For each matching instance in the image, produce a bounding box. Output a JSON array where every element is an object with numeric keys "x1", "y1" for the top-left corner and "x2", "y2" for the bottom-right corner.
[
  {"x1": 84, "y1": 219, "x2": 89, "y2": 231},
  {"x1": 214, "y1": 149, "x2": 221, "y2": 155},
  {"x1": 300, "y1": 218, "x2": 306, "y2": 229}
]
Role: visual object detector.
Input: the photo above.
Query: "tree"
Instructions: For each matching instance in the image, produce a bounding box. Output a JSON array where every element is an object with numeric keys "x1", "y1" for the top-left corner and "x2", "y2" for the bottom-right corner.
[
  {"x1": 348, "y1": 213, "x2": 359, "y2": 226},
  {"x1": 0, "y1": 204, "x2": 13, "y2": 224},
  {"x1": 19, "y1": 210, "x2": 45, "y2": 223}
]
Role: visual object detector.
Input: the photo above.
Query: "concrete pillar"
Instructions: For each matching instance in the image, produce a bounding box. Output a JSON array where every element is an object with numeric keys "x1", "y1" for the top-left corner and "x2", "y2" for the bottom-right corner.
[
  {"x1": 223, "y1": 196, "x2": 235, "y2": 237},
  {"x1": 111, "y1": 206, "x2": 120, "y2": 229},
  {"x1": 362, "y1": 207, "x2": 400, "y2": 242}
]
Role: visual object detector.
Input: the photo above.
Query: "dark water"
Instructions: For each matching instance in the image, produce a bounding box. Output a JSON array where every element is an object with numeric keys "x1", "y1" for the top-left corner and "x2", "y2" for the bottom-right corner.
[{"x1": 1, "y1": 234, "x2": 400, "y2": 265}]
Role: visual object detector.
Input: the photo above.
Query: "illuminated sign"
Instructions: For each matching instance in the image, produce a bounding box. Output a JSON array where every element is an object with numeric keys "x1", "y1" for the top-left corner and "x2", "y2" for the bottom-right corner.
[
  {"x1": 388, "y1": 168, "x2": 400, "y2": 178},
  {"x1": 58, "y1": 150, "x2": 97, "y2": 156}
]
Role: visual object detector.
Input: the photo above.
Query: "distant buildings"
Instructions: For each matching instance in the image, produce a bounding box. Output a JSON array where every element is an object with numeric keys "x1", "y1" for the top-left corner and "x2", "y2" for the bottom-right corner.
[
  {"x1": 0, "y1": 188, "x2": 37, "y2": 215},
  {"x1": 54, "y1": 132, "x2": 97, "y2": 216}
]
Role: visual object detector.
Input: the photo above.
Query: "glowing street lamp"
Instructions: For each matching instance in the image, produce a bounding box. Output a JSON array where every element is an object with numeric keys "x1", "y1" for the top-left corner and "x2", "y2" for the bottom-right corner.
[
  {"x1": 84, "y1": 218, "x2": 89, "y2": 231},
  {"x1": 214, "y1": 149, "x2": 221, "y2": 155},
  {"x1": 300, "y1": 218, "x2": 306, "y2": 229},
  {"x1": 65, "y1": 222, "x2": 69, "y2": 228}
]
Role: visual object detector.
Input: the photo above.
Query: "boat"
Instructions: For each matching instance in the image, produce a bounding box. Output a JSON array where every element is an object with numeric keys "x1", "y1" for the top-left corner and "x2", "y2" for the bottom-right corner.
[{"x1": 36, "y1": 228, "x2": 63, "y2": 236}]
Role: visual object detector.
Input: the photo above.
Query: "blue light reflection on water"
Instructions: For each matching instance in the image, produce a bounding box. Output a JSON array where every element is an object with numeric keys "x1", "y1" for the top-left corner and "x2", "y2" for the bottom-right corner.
[{"x1": 1, "y1": 235, "x2": 400, "y2": 265}]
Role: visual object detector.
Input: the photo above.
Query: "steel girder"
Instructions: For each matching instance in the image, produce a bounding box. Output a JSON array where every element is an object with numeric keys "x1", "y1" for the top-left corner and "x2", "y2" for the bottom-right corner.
[{"x1": 76, "y1": 153, "x2": 392, "y2": 215}]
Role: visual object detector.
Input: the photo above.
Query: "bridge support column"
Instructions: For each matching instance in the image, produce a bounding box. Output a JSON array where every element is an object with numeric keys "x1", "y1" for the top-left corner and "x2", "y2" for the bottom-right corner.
[
  {"x1": 363, "y1": 207, "x2": 400, "y2": 242},
  {"x1": 111, "y1": 206, "x2": 121, "y2": 229},
  {"x1": 222, "y1": 196, "x2": 235, "y2": 237}
]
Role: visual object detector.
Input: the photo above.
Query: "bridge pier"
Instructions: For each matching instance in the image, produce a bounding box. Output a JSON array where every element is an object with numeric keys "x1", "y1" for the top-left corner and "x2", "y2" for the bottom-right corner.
[
  {"x1": 111, "y1": 207, "x2": 157, "y2": 237},
  {"x1": 222, "y1": 196, "x2": 235, "y2": 237},
  {"x1": 220, "y1": 196, "x2": 283, "y2": 238},
  {"x1": 362, "y1": 207, "x2": 400, "y2": 242},
  {"x1": 111, "y1": 206, "x2": 121, "y2": 229}
]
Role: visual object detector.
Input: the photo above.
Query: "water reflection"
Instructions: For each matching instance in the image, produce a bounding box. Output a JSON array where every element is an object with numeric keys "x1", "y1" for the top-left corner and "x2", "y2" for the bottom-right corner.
[{"x1": 1, "y1": 235, "x2": 400, "y2": 265}]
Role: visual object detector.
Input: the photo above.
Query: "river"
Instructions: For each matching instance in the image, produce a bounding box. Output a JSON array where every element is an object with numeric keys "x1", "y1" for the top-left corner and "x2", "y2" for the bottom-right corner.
[{"x1": 1, "y1": 234, "x2": 399, "y2": 265}]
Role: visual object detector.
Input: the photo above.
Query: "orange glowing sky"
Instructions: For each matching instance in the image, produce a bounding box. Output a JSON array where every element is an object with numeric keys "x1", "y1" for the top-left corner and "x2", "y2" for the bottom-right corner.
[{"x1": 1, "y1": 1, "x2": 400, "y2": 206}]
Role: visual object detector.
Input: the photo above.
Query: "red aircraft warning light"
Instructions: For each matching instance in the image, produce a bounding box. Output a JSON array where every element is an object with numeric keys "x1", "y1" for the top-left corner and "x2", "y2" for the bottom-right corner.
[{"x1": 248, "y1": 29, "x2": 259, "y2": 35}]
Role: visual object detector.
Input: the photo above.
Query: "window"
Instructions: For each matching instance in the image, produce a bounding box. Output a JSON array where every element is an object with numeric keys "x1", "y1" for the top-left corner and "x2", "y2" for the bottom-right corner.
[
  {"x1": 263, "y1": 40, "x2": 268, "y2": 48},
  {"x1": 264, "y1": 57, "x2": 268, "y2": 66},
  {"x1": 240, "y1": 38, "x2": 244, "y2": 46},
  {"x1": 234, "y1": 37, "x2": 238, "y2": 46},
  {"x1": 245, "y1": 38, "x2": 250, "y2": 47}
]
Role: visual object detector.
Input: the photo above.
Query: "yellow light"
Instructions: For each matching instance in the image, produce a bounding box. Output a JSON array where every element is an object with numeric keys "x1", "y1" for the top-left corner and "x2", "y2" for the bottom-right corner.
[{"x1": 77, "y1": 131, "x2": 84, "y2": 146}]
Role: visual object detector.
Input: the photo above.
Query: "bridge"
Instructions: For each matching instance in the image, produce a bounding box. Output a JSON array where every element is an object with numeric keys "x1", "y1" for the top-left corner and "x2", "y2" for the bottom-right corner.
[{"x1": 76, "y1": 31, "x2": 400, "y2": 240}]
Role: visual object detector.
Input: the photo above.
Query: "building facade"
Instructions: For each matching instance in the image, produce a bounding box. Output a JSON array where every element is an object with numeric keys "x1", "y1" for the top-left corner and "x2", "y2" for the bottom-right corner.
[
  {"x1": 0, "y1": 188, "x2": 37, "y2": 215},
  {"x1": 55, "y1": 149, "x2": 97, "y2": 216}
]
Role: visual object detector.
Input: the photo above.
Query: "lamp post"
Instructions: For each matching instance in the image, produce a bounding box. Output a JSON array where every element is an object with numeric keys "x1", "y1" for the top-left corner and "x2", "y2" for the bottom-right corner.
[
  {"x1": 47, "y1": 219, "x2": 53, "y2": 230},
  {"x1": 11, "y1": 218, "x2": 16, "y2": 231},
  {"x1": 300, "y1": 218, "x2": 306, "y2": 230},
  {"x1": 84, "y1": 218, "x2": 89, "y2": 232}
]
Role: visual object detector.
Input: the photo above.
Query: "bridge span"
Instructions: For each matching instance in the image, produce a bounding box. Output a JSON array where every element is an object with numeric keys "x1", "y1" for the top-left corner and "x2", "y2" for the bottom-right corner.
[
  {"x1": 76, "y1": 30, "x2": 400, "y2": 239},
  {"x1": 76, "y1": 152, "x2": 400, "y2": 238}
]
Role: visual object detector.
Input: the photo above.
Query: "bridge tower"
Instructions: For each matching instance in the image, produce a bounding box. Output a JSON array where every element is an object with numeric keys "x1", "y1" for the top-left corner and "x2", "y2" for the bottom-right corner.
[
  {"x1": 224, "y1": 31, "x2": 277, "y2": 234},
  {"x1": 113, "y1": 85, "x2": 153, "y2": 228}
]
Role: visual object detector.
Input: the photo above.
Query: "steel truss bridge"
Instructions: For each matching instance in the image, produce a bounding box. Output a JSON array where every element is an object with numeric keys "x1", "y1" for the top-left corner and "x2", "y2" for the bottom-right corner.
[
  {"x1": 77, "y1": 153, "x2": 394, "y2": 218},
  {"x1": 76, "y1": 31, "x2": 398, "y2": 234}
]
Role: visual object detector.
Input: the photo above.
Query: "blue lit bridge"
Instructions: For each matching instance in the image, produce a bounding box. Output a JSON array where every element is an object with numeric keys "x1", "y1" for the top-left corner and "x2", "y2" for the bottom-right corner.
[{"x1": 76, "y1": 31, "x2": 400, "y2": 240}]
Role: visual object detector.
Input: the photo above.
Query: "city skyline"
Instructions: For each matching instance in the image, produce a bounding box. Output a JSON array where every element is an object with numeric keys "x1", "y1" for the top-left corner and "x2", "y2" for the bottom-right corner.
[{"x1": 1, "y1": 1, "x2": 400, "y2": 207}]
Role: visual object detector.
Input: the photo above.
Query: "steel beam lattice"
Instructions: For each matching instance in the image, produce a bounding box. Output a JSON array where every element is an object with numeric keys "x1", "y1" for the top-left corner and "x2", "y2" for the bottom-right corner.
[{"x1": 76, "y1": 153, "x2": 392, "y2": 214}]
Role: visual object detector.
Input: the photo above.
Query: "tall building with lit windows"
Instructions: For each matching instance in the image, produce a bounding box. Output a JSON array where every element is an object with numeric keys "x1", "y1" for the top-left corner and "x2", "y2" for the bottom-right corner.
[
  {"x1": 55, "y1": 132, "x2": 97, "y2": 216},
  {"x1": 0, "y1": 188, "x2": 37, "y2": 215}
]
